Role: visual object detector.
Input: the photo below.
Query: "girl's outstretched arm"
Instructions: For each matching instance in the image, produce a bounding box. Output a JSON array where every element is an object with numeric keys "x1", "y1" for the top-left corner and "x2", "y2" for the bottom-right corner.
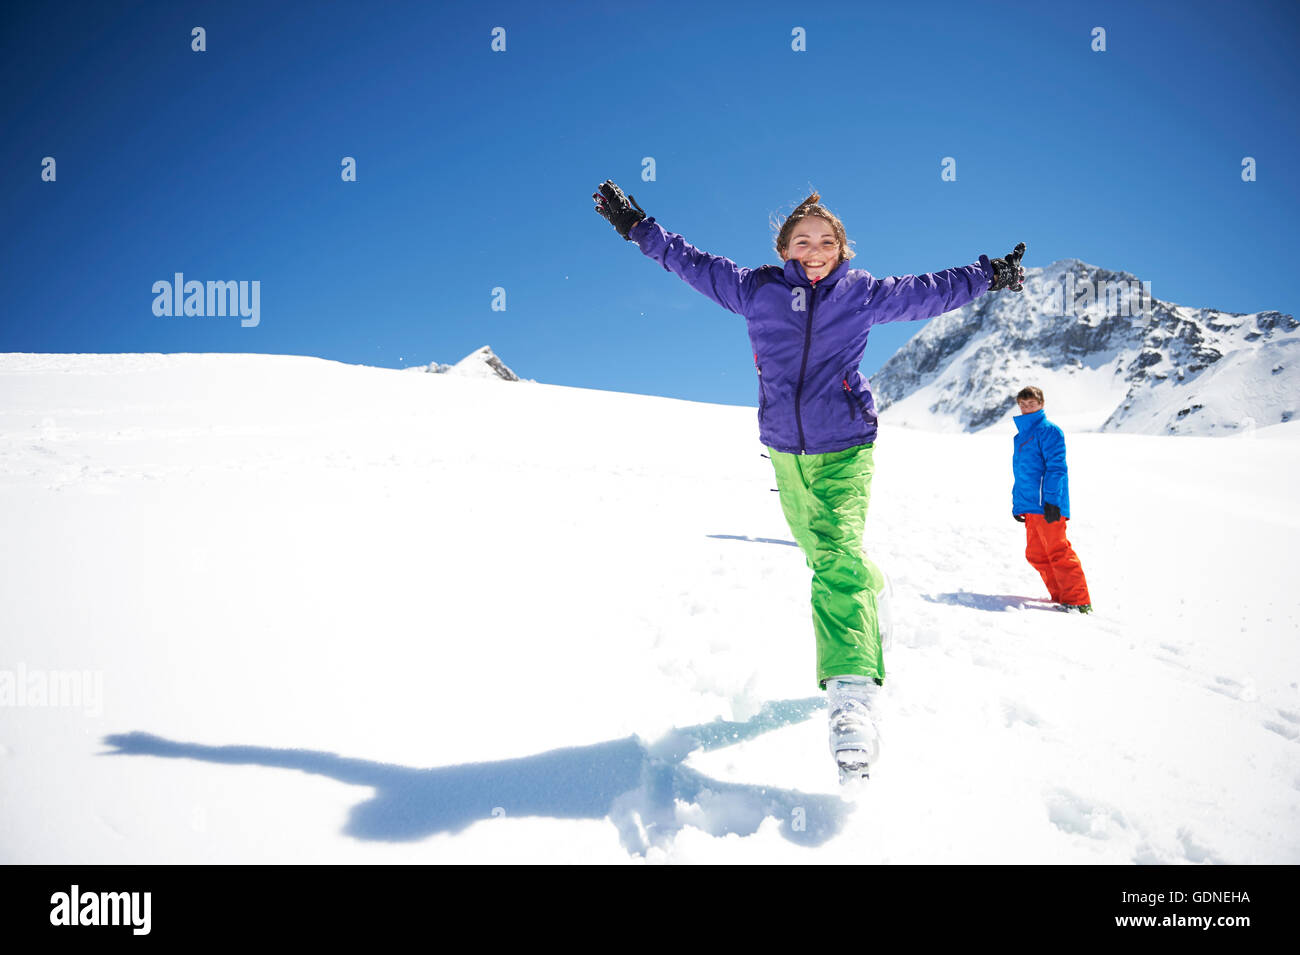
[
  {"x1": 863, "y1": 241, "x2": 1026, "y2": 326},
  {"x1": 862, "y1": 258, "x2": 995, "y2": 326},
  {"x1": 629, "y1": 217, "x2": 753, "y2": 316},
  {"x1": 594, "y1": 179, "x2": 752, "y2": 316}
]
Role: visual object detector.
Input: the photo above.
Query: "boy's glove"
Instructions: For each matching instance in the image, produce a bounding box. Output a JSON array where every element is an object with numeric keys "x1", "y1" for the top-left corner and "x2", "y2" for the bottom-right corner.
[
  {"x1": 988, "y1": 242, "x2": 1027, "y2": 292},
  {"x1": 1043, "y1": 502, "x2": 1061, "y2": 523},
  {"x1": 1014, "y1": 513, "x2": 1026, "y2": 523},
  {"x1": 593, "y1": 179, "x2": 646, "y2": 240}
]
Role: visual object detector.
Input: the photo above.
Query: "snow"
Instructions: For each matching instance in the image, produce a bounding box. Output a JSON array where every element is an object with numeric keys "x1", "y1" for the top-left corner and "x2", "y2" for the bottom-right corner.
[
  {"x1": 1, "y1": 352, "x2": 1298, "y2": 863},
  {"x1": 1113, "y1": 339, "x2": 1300, "y2": 435}
]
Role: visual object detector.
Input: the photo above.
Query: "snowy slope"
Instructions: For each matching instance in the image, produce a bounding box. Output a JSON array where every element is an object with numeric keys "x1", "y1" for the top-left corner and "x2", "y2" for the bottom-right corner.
[
  {"x1": 873, "y1": 259, "x2": 1299, "y2": 435},
  {"x1": 1, "y1": 353, "x2": 1297, "y2": 863},
  {"x1": 1108, "y1": 338, "x2": 1300, "y2": 435},
  {"x1": 403, "y1": 345, "x2": 521, "y2": 381}
]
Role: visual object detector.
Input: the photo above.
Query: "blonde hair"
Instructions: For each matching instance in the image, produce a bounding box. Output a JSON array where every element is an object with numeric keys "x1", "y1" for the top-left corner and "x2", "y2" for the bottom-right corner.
[{"x1": 772, "y1": 190, "x2": 855, "y2": 265}]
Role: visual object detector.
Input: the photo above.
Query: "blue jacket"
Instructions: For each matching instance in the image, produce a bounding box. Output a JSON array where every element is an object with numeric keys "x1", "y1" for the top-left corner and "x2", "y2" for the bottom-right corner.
[
  {"x1": 629, "y1": 217, "x2": 994, "y2": 454},
  {"x1": 1012, "y1": 410, "x2": 1070, "y2": 518}
]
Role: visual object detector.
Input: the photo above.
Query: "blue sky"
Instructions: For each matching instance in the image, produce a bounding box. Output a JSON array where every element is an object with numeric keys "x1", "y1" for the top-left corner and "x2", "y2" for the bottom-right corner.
[{"x1": 2, "y1": 0, "x2": 1297, "y2": 406}]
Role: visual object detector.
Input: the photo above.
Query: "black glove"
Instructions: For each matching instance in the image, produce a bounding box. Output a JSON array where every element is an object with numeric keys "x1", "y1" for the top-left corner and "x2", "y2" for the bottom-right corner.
[
  {"x1": 1043, "y1": 502, "x2": 1060, "y2": 523},
  {"x1": 1014, "y1": 513, "x2": 1025, "y2": 523},
  {"x1": 988, "y1": 242, "x2": 1026, "y2": 292},
  {"x1": 593, "y1": 180, "x2": 646, "y2": 241}
]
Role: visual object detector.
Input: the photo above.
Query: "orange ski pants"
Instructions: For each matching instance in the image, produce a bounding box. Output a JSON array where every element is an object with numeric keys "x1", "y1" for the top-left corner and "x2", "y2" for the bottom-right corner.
[{"x1": 1023, "y1": 513, "x2": 1091, "y2": 606}]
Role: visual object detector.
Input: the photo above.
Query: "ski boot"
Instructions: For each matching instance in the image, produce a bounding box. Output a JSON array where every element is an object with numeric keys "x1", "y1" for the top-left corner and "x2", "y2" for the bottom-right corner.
[{"x1": 826, "y1": 675, "x2": 880, "y2": 784}]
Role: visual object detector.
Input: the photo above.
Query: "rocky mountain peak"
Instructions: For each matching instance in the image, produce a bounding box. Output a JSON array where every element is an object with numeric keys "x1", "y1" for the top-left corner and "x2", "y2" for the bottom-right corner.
[{"x1": 872, "y1": 259, "x2": 1298, "y2": 435}]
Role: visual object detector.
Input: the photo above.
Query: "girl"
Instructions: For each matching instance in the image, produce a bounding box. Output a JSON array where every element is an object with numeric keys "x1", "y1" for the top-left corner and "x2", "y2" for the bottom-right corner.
[{"x1": 594, "y1": 180, "x2": 1025, "y2": 781}]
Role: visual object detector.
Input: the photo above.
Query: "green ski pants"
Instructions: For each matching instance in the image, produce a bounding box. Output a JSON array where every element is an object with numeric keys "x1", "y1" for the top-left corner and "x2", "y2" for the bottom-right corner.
[{"x1": 768, "y1": 442, "x2": 885, "y2": 691}]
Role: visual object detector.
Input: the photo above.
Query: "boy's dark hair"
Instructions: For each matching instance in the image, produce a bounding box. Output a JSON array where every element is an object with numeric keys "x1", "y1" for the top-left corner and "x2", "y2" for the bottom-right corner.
[
  {"x1": 1016, "y1": 386, "x2": 1045, "y2": 403},
  {"x1": 772, "y1": 191, "x2": 856, "y2": 265}
]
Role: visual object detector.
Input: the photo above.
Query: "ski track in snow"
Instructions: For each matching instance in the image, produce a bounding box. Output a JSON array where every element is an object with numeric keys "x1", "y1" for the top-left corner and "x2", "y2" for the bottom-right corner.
[{"x1": 0, "y1": 353, "x2": 1297, "y2": 864}]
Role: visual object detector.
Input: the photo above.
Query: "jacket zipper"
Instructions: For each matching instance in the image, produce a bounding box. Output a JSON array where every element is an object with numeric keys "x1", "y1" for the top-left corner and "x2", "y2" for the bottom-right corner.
[
  {"x1": 843, "y1": 371, "x2": 873, "y2": 422},
  {"x1": 1014, "y1": 426, "x2": 1044, "y2": 506},
  {"x1": 754, "y1": 353, "x2": 766, "y2": 419},
  {"x1": 793, "y1": 285, "x2": 815, "y2": 452}
]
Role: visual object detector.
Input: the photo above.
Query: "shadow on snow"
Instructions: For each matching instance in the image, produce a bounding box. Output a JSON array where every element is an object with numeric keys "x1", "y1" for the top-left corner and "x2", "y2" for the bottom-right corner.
[
  {"x1": 99, "y1": 697, "x2": 850, "y2": 857},
  {"x1": 707, "y1": 534, "x2": 799, "y2": 547},
  {"x1": 922, "y1": 592, "x2": 1060, "y2": 613}
]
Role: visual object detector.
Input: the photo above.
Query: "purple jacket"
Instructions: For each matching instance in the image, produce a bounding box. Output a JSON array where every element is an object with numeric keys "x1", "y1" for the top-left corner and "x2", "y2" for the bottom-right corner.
[{"x1": 630, "y1": 216, "x2": 994, "y2": 454}]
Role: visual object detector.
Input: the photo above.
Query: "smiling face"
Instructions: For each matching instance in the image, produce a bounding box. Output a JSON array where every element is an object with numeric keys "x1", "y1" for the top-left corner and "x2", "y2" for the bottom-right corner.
[
  {"x1": 1017, "y1": 397, "x2": 1044, "y2": 415},
  {"x1": 781, "y1": 216, "x2": 840, "y2": 282}
]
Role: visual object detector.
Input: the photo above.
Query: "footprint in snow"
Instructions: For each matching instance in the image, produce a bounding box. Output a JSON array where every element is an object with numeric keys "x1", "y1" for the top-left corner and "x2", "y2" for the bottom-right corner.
[
  {"x1": 1207, "y1": 675, "x2": 1257, "y2": 702},
  {"x1": 1176, "y1": 827, "x2": 1225, "y2": 865},
  {"x1": 1001, "y1": 700, "x2": 1042, "y2": 728},
  {"x1": 1044, "y1": 787, "x2": 1128, "y2": 841},
  {"x1": 1155, "y1": 643, "x2": 1190, "y2": 668},
  {"x1": 1263, "y1": 710, "x2": 1300, "y2": 742}
]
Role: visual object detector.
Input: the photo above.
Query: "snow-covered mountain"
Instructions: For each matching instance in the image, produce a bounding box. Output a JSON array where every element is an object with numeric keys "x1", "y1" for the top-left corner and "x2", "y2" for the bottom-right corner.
[
  {"x1": 872, "y1": 259, "x2": 1299, "y2": 435},
  {"x1": 1, "y1": 352, "x2": 1297, "y2": 864},
  {"x1": 404, "y1": 345, "x2": 520, "y2": 381}
]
